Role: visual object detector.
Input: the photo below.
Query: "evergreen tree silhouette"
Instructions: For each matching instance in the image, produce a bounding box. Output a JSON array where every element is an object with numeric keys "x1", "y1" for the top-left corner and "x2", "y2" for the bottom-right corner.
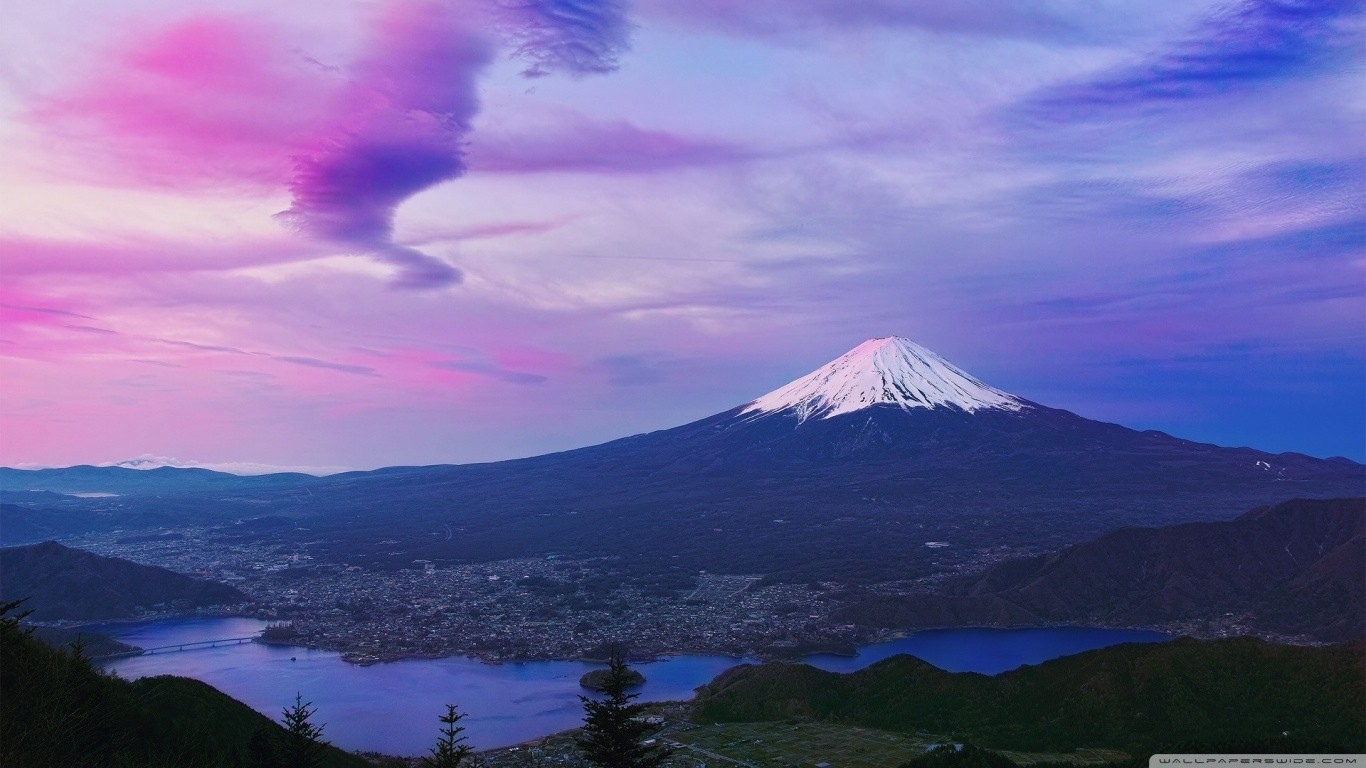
[
  {"x1": 422, "y1": 703, "x2": 475, "y2": 768},
  {"x1": 576, "y1": 650, "x2": 671, "y2": 768},
  {"x1": 278, "y1": 693, "x2": 328, "y2": 768}
]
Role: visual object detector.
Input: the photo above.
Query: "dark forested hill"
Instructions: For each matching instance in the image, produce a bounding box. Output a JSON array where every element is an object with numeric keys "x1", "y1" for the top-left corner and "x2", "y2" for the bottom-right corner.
[
  {"x1": 837, "y1": 498, "x2": 1365, "y2": 641},
  {"x1": 0, "y1": 541, "x2": 247, "y2": 621},
  {"x1": 692, "y1": 637, "x2": 1366, "y2": 752},
  {"x1": 0, "y1": 602, "x2": 367, "y2": 768}
]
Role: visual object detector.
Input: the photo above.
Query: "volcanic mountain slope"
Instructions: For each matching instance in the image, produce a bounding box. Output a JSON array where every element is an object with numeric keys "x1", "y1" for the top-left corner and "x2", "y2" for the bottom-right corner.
[
  {"x1": 837, "y1": 497, "x2": 1365, "y2": 641},
  {"x1": 274, "y1": 337, "x2": 1360, "y2": 580},
  {"x1": 0, "y1": 541, "x2": 247, "y2": 621},
  {"x1": 3, "y1": 337, "x2": 1362, "y2": 584}
]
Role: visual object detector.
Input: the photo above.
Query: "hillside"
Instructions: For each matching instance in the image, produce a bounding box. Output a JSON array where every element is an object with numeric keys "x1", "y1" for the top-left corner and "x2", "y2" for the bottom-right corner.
[
  {"x1": 0, "y1": 602, "x2": 368, "y2": 768},
  {"x1": 837, "y1": 498, "x2": 1365, "y2": 641},
  {"x1": 692, "y1": 637, "x2": 1366, "y2": 752},
  {"x1": 0, "y1": 541, "x2": 247, "y2": 621}
]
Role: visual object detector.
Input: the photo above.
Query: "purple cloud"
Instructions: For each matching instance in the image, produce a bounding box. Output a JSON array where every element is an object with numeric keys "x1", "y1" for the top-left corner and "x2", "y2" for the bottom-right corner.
[
  {"x1": 157, "y1": 339, "x2": 252, "y2": 355},
  {"x1": 280, "y1": 0, "x2": 636, "y2": 288},
  {"x1": 468, "y1": 116, "x2": 751, "y2": 174},
  {"x1": 62, "y1": 324, "x2": 120, "y2": 335},
  {"x1": 0, "y1": 303, "x2": 94, "y2": 320},
  {"x1": 275, "y1": 355, "x2": 379, "y2": 376},
  {"x1": 432, "y1": 358, "x2": 548, "y2": 384},
  {"x1": 496, "y1": 0, "x2": 633, "y2": 76},
  {"x1": 35, "y1": 1, "x2": 637, "y2": 290},
  {"x1": 637, "y1": 0, "x2": 1069, "y2": 40},
  {"x1": 278, "y1": 1, "x2": 492, "y2": 289},
  {"x1": 1031, "y1": 0, "x2": 1363, "y2": 114}
]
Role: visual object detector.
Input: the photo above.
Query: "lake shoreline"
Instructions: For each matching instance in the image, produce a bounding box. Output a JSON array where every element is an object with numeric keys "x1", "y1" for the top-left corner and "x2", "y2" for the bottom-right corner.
[
  {"x1": 91, "y1": 618, "x2": 1175, "y2": 754},
  {"x1": 243, "y1": 619, "x2": 1188, "y2": 667},
  {"x1": 70, "y1": 610, "x2": 1299, "y2": 669}
]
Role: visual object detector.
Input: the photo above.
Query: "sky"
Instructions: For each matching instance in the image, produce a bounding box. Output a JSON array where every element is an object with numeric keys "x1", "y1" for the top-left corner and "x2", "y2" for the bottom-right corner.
[{"x1": 1, "y1": 0, "x2": 1363, "y2": 472}]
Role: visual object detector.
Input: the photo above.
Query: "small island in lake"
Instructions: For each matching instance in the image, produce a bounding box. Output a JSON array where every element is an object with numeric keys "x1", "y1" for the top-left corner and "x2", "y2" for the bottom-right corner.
[{"x1": 579, "y1": 667, "x2": 644, "y2": 691}]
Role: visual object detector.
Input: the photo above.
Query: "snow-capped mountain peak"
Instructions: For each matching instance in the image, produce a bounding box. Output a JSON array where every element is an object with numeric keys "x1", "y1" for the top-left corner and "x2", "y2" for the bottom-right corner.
[{"x1": 741, "y1": 336, "x2": 1024, "y2": 422}]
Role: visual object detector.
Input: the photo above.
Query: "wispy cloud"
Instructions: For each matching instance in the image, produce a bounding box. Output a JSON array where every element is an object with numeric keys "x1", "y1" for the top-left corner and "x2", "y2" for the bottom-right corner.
[
  {"x1": 432, "y1": 359, "x2": 548, "y2": 383},
  {"x1": 469, "y1": 116, "x2": 752, "y2": 174},
  {"x1": 496, "y1": 0, "x2": 633, "y2": 76},
  {"x1": 275, "y1": 355, "x2": 379, "y2": 377},
  {"x1": 637, "y1": 0, "x2": 1071, "y2": 40},
  {"x1": 1029, "y1": 0, "x2": 1363, "y2": 114}
]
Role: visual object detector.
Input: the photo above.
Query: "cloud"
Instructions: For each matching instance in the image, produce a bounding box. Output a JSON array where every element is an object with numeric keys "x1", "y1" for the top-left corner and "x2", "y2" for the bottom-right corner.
[
  {"x1": 277, "y1": 0, "x2": 493, "y2": 289},
  {"x1": 595, "y1": 354, "x2": 667, "y2": 386},
  {"x1": 31, "y1": 0, "x2": 638, "y2": 289},
  {"x1": 61, "y1": 324, "x2": 119, "y2": 335},
  {"x1": 468, "y1": 116, "x2": 752, "y2": 174},
  {"x1": 32, "y1": 14, "x2": 338, "y2": 189},
  {"x1": 636, "y1": 0, "x2": 1070, "y2": 40},
  {"x1": 1030, "y1": 0, "x2": 1363, "y2": 114},
  {"x1": 157, "y1": 339, "x2": 252, "y2": 355},
  {"x1": 0, "y1": 303, "x2": 93, "y2": 321},
  {"x1": 432, "y1": 358, "x2": 548, "y2": 384},
  {"x1": 496, "y1": 0, "x2": 633, "y2": 76},
  {"x1": 275, "y1": 355, "x2": 379, "y2": 376},
  {"x1": 0, "y1": 229, "x2": 335, "y2": 280},
  {"x1": 157, "y1": 338, "x2": 381, "y2": 377}
]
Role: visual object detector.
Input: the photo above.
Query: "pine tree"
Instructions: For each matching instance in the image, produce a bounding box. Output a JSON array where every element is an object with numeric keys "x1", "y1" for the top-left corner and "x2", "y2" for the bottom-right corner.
[
  {"x1": 575, "y1": 651, "x2": 672, "y2": 768},
  {"x1": 421, "y1": 703, "x2": 475, "y2": 768},
  {"x1": 278, "y1": 693, "x2": 328, "y2": 768}
]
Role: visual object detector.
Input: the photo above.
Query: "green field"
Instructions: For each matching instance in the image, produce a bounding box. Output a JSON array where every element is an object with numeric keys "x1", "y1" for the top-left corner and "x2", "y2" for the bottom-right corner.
[
  {"x1": 662, "y1": 721, "x2": 937, "y2": 768},
  {"x1": 659, "y1": 722, "x2": 1133, "y2": 768},
  {"x1": 994, "y1": 749, "x2": 1132, "y2": 766}
]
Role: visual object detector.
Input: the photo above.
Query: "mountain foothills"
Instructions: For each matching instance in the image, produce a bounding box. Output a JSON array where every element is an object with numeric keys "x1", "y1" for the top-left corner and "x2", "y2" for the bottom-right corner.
[
  {"x1": 692, "y1": 637, "x2": 1366, "y2": 753},
  {"x1": 839, "y1": 497, "x2": 1365, "y2": 642},
  {"x1": 2, "y1": 338, "x2": 1360, "y2": 585},
  {"x1": 0, "y1": 541, "x2": 246, "y2": 621}
]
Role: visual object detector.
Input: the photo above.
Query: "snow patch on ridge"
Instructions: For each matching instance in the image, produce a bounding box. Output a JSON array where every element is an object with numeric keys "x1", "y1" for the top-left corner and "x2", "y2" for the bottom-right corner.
[
  {"x1": 100, "y1": 455, "x2": 350, "y2": 476},
  {"x1": 742, "y1": 337, "x2": 1024, "y2": 422}
]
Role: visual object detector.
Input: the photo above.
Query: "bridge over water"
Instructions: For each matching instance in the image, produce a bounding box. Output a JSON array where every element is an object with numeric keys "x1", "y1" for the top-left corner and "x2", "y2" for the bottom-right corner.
[{"x1": 93, "y1": 636, "x2": 259, "y2": 661}]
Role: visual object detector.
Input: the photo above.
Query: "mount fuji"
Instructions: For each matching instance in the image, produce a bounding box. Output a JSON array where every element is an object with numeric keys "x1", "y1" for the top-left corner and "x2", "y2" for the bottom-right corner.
[
  {"x1": 742, "y1": 336, "x2": 1024, "y2": 421},
  {"x1": 3, "y1": 337, "x2": 1362, "y2": 583}
]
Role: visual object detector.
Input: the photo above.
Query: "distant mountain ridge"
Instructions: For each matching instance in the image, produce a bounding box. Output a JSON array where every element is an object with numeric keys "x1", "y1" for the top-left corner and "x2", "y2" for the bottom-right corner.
[
  {"x1": 0, "y1": 541, "x2": 248, "y2": 621},
  {"x1": 1, "y1": 338, "x2": 1361, "y2": 585},
  {"x1": 837, "y1": 497, "x2": 1365, "y2": 641},
  {"x1": 0, "y1": 464, "x2": 315, "y2": 495}
]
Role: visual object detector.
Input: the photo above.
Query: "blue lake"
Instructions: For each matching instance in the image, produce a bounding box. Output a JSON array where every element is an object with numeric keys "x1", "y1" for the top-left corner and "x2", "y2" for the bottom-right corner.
[{"x1": 89, "y1": 617, "x2": 1166, "y2": 754}]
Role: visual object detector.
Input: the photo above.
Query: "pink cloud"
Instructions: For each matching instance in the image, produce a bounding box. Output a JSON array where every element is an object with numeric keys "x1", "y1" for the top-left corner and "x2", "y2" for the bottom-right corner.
[
  {"x1": 0, "y1": 232, "x2": 328, "y2": 277},
  {"x1": 35, "y1": 14, "x2": 342, "y2": 189}
]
